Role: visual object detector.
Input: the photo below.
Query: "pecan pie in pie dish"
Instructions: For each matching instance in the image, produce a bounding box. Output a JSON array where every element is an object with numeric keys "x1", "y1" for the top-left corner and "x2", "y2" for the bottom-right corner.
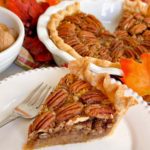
[
  {"x1": 25, "y1": 58, "x2": 137, "y2": 149},
  {"x1": 48, "y1": 0, "x2": 150, "y2": 62}
]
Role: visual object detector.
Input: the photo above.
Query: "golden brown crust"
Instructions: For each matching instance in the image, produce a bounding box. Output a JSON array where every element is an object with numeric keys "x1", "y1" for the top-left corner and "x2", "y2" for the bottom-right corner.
[{"x1": 48, "y1": 2, "x2": 82, "y2": 59}]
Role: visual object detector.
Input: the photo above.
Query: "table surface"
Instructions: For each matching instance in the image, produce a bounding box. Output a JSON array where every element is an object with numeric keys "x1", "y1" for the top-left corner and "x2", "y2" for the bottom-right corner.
[{"x1": 0, "y1": 64, "x2": 24, "y2": 81}]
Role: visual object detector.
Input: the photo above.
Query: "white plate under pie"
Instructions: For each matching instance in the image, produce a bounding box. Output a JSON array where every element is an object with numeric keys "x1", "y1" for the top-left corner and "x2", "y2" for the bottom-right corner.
[{"x1": 0, "y1": 68, "x2": 149, "y2": 150}]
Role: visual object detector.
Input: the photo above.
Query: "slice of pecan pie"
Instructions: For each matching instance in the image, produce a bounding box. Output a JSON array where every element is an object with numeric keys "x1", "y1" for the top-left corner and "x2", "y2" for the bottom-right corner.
[
  {"x1": 48, "y1": 1, "x2": 150, "y2": 62},
  {"x1": 25, "y1": 58, "x2": 137, "y2": 149}
]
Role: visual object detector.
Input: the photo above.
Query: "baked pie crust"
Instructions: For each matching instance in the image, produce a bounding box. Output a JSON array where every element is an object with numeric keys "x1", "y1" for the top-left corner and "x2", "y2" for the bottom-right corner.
[
  {"x1": 24, "y1": 58, "x2": 137, "y2": 149},
  {"x1": 48, "y1": 2, "x2": 82, "y2": 59},
  {"x1": 48, "y1": 1, "x2": 150, "y2": 62}
]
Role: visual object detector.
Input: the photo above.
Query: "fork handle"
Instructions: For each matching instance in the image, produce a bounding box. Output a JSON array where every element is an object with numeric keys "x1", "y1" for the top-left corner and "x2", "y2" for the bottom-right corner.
[{"x1": 0, "y1": 112, "x2": 20, "y2": 128}]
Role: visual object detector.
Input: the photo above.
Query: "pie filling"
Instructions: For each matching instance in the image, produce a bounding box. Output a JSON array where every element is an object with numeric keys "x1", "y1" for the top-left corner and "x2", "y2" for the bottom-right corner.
[
  {"x1": 25, "y1": 74, "x2": 117, "y2": 149},
  {"x1": 48, "y1": 2, "x2": 150, "y2": 62},
  {"x1": 57, "y1": 13, "x2": 113, "y2": 61}
]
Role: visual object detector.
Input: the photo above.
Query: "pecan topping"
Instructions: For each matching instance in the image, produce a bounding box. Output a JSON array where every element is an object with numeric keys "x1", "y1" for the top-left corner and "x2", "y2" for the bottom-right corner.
[
  {"x1": 29, "y1": 112, "x2": 55, "y2": 133},
  {"x1": 64, "y1": 36, "x2": 80, "y2": 47},
  {"x1": 85, "y1": 104, "x2": 114, "y2": 119},
  {"x1": 124, "y1": 18, "x2": 136, "y2": 30},
  {"x1": 134, "y1": 13, "x2": 144, "y2": 20},
  {"x1": 70, "y1": 80, "x2": 91, "y2": 93},
  {"x1": 81, "y1": 91, "x2": 107, "y2": 104},
  {"x1": 56, "y1": 102, "x2": 83, "y2": 122},
  {"x1": 45, "y1": 89, "x2": 68, "y2": 110},
  {"x1": 144, "y1": 17, "x2": 150, "y2": 24},
  {"x1": 123, "y1": 37, "x2": 139, "y2": 47},
  {"x1": 143, "y1": 30, "x2": 150, "y2": 40},
  {"x1": 64, "y1": 13, "x2": 84, "y2": 26},
  {"x1": 142, "y1": 40, "x2": 150, "y2": 48},
  {"x1": 78, "y1": 30, "x2": 96, "y2": 38},
  {"x1": 81, "y1": 15, "x2": 102, "y2": 35},
  {"x1": 129, "y1": 24, "x2": 147, "y2": 35},
  {"x1": 124, "y1": 48, "x2": 140, "y2": 59},
  {"x1": 57, "y1": 22, "x2": 76, "y2": 38},
  {"x1": 120, "y1": 15, "x2": 134, "y2": 30},
  {"x1": 135, "y1": 45, "x2": 149, "y2": 55},
  {"x1": 115, "y1": 30, "x2": 128, "y2": 38},
  {"x1": 73, "y1": 43, "x2": 90, "y2": 56}
]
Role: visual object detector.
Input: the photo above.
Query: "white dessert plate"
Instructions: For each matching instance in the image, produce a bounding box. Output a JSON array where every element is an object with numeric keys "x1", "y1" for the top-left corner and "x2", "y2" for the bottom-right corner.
[{"x1": 0, "y1": 68, "x2": 149, "y2": 150}]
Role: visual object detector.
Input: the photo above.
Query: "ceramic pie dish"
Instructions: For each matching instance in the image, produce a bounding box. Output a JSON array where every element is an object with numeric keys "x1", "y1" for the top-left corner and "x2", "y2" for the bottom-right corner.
[
  {"x1": 37, "y1": 0, "x2": 150, "y2": 66},
  {"x1": 37, "y1": 0, "x2": 123, "y2": 66}
]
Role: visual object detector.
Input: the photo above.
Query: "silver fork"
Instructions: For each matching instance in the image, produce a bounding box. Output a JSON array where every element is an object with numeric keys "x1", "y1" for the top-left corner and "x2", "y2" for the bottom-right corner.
[{"x1": 0, "y1": 83, "x2": 51, "y2": 128}]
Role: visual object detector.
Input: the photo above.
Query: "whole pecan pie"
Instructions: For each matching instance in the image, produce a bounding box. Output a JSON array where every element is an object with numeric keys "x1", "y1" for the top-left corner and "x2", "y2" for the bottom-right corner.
[
  {"x1": 48, "y1": 1, "x2": 150, "y2": 62},
  {"x1": 24, "y1": 58, "x2": 137, "y2": 149}
]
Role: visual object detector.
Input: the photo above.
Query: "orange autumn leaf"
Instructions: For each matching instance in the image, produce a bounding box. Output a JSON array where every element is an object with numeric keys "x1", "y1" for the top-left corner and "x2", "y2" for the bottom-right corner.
[
  {"x1": 120, "y1": 53, "x2": 150, "y2": 96},
  {"x1": 46, "y1": 0, "x2": 59, "y2": 5},
  {"x1": 0, "y1": 0, "x2": 6, "y2": 7}
]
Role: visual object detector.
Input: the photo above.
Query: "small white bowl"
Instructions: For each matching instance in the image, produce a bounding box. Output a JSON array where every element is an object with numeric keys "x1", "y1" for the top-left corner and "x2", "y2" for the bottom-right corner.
[{"x1": 0, "y1": 7, "x2": 25, "y2": 73}]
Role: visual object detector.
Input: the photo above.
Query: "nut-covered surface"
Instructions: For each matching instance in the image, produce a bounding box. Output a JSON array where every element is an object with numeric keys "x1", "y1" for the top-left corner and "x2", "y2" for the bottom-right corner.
[
  {"x1": 57, "y1": 12, "x2": 114, "y2": 61},
  {"x1": 116, "y1": 9, "x2": 150, "y2": 52},
  {"x1": 28, "y1": 74, "x2": 117, "y2": 143}
]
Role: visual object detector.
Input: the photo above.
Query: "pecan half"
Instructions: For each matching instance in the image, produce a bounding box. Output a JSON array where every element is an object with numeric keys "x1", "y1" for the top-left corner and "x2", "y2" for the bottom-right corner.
[
  {"x1": 81, "y1": 15, "x2": 103, "y2": 35},
  {"x1": 70, "y1": 80, "x2": 91, "y2": 93},
  {"x1": 85, "y1": 104, "x2": 114, "y2": 119},
  {"x1": 135, "y1": 45, "x2": 149, "y2": 55},
  {"x1": 78, "y1": 30, "x2": 98, "y2": 46},
  {"x1": 64, "y1": 36, "x2": 80, "y2": 47},
  {"x1": 134, "y1": 13, "x2": 144, "y2": 20},
  {"x1": 123, "y1": 37, "x2": 139, "y2": 47},
  {"x1": 120, "y1": 15, "x2": 133, "y2": 30},
  {"x1": 142, "y1": 40, "x2": 150, "y2": 48},
  {"x1": 144, "y1": 17, "x2": 150, "y2": 24},
  {"x1": 143, "y1": 30, "x2": 150, "y2": 40},
  {"x1": 124, "y1": 18, "x2": 136, "y2": 30},
  {"x1": 64, "y1": 13, "x2": 84, "y2": 26},
  {"x1": 78, "y1": 30, "x2": 96, "y2": 39},
  {"x1": 57, "y1": 22, "x2": 76, "y2": 38},
  {"x1": 59, "y1": 74, "x2": 77, "y2": 87},
  {"x1": 56, "y1": 102, "x2": 84, "y2": 122},
  {"x1": 45, "y1": 89, "x2": 68, "y2": 110},
  {"x1": 81, "y1": 91, "x2": 107, "y2": 104},
  {"x1": 115, "y1": 30, "x2": 128, "y2": 38},
  {"x1": 29, "y1": 112, "x2": 55, "y2": 133},
  {"x1": 129, "y1": 23, "x2": 147, "y2": 35},
  {"x1": 73, "y1": 43, "x2": 90, "y2": 56}
]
